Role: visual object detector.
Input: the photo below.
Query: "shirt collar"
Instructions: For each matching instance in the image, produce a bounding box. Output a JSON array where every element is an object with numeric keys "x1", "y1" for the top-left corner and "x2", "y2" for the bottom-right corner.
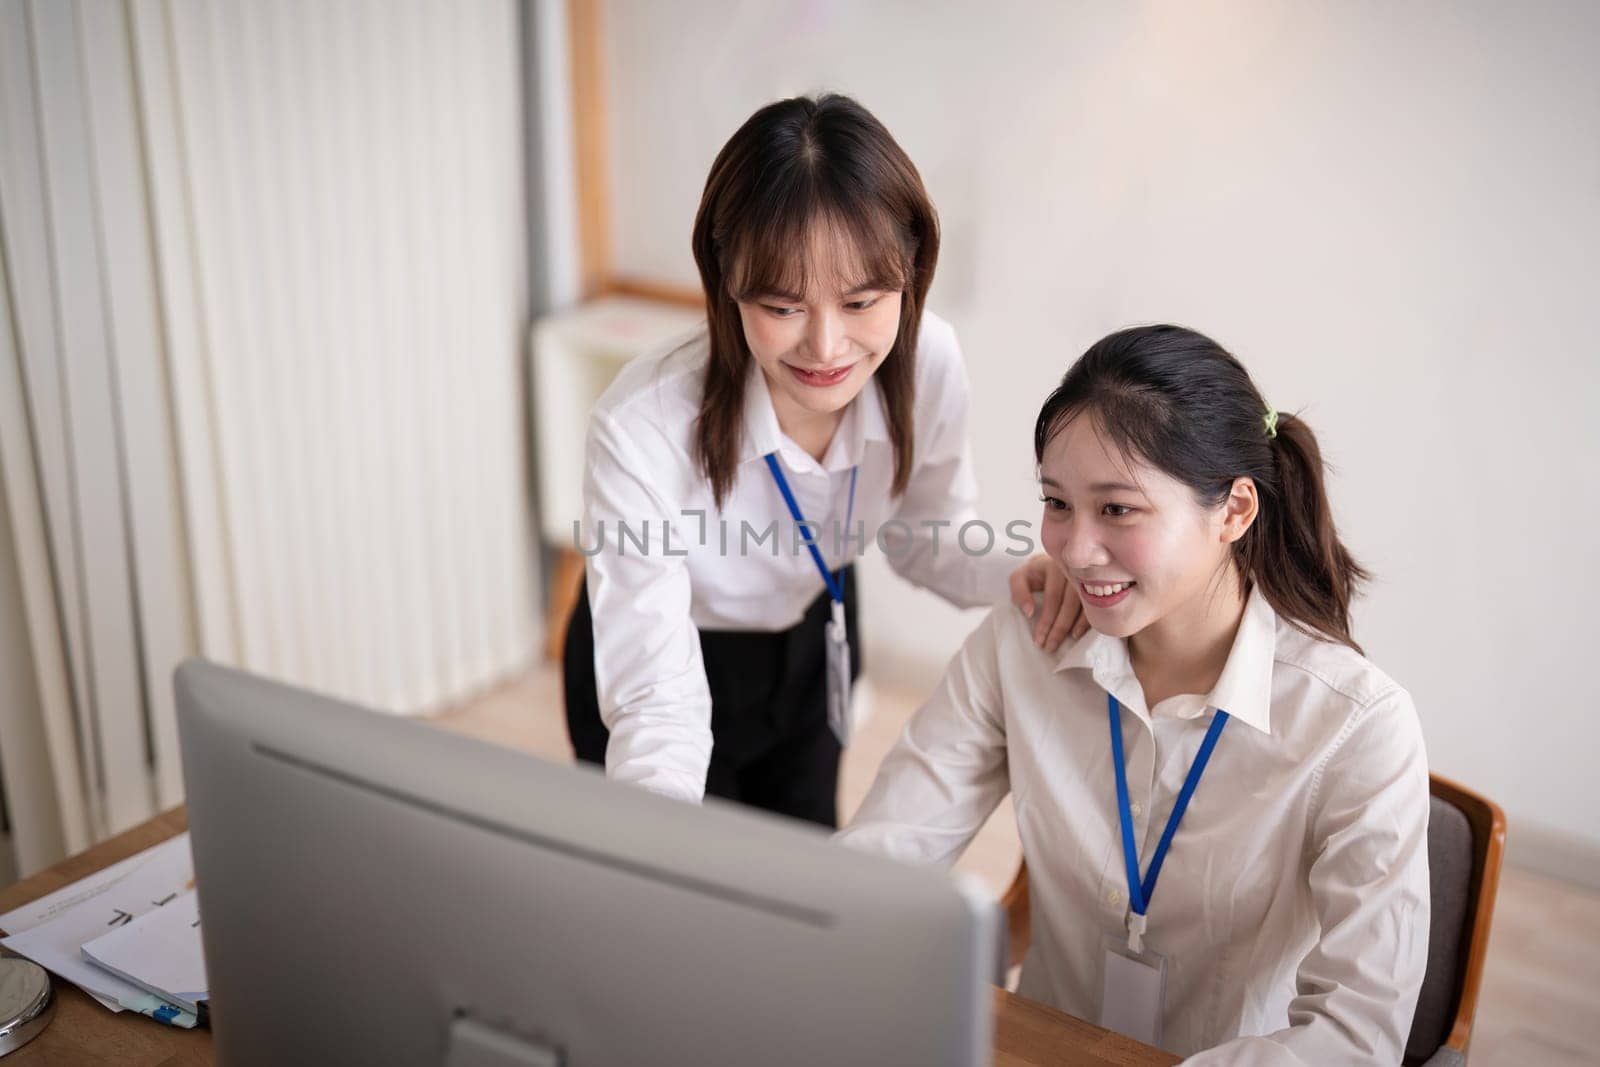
[
  {"x1": 1054, "y1": 584, "x2": 1278, "y2": 735},
  {"x1": 821, "y1": 373, "x2": 889, "y2": 470},
  {"x1": 739, "y1": 360, "x2": 890, "y2": 473}
]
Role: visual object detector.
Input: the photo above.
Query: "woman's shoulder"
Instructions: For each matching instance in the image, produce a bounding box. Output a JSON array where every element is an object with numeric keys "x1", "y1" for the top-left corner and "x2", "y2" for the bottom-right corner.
[
  {"x1": 591, "y1": 324, "x2": 709, "y2": 436},
  {"x1": 908, "y1": 308, "x2": 972, "y2": 416},
  {"x1": 1272, "y1": 621, "x2": 1414, "y2": 725},
  {"x1": 965, "y1": 598, "x2": 1079, "y2": 678},
  {"x1": 913, "y1": 308, "x2": 962, "y2": 373}
]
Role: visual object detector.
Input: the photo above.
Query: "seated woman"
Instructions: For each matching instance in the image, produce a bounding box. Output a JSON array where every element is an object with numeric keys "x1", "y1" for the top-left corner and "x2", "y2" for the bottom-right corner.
[{"x1": 836, "y1": 325, "x2": 1429, "y2": 1064}]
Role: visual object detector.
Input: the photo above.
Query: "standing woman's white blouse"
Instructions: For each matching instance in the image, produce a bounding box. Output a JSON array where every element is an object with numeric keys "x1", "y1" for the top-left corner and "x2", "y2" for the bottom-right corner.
[
  {"x1": 582, "y1": 310, "x2": 1016, "y2": 803},
  {"x1": 836, "y1": 586, "x2": 1430, "y2": 1065}
]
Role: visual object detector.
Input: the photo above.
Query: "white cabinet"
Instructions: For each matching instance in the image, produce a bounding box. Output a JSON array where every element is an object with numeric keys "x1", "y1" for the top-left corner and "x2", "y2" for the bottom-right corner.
[{"x1": 531, "y1": 296, "x2": 703, "y2": 547}]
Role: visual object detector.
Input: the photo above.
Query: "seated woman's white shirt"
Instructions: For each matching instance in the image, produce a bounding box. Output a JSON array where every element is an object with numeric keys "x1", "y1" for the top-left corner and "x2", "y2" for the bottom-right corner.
[{"x1": 836, "y1": 587, "x2": 1430, "y2": 1065}]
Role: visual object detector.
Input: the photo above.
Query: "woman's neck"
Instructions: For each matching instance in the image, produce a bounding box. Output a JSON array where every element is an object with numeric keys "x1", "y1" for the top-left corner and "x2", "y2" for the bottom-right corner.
[
  {"x1": 773, "y1": 391, "x2": 846, "y2": 463},
  {"x1": 1128, "y1": 566, "x2": 1249, "y2": 710}
]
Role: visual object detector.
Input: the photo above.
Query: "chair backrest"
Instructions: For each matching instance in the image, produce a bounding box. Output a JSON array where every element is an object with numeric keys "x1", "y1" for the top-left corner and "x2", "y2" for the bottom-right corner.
[
  {"x1": 1404, "y1": 795, "x2": 1473, "y2": 1061},
  {"x1": 1001, "y1": 773, "x2": 1505, "y2": 1062},
  {"x1": 1404, "y1": 775, "x2": 1506, "y2": 1064}
]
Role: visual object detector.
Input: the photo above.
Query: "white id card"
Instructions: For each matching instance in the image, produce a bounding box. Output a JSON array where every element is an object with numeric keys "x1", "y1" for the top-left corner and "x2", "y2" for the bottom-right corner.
[
  {"x1": 1099, "y1": 930, "x2": 1167, "y2": 1048},
  {"x1": 825, "y1": 599, "x2": 854, "y2": 746}
]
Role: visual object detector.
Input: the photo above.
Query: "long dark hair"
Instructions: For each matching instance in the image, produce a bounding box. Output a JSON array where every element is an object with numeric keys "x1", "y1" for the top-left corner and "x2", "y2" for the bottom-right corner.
[
  {"x1": 691, "y1": 93, "x2": 939, "y2": 507},
  {"x1": 1033, "y1": 325, "x2": 1369, "y2": 652}
]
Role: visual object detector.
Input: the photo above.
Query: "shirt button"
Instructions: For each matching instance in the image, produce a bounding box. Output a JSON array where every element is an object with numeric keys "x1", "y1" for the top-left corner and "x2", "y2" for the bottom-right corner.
[
  {"x1": 1131, "y1": 801, "x2": 1144, "y2": 816},
  {"x1": 1106, "y1": 888, "x2": 1123, "y2": 907}
]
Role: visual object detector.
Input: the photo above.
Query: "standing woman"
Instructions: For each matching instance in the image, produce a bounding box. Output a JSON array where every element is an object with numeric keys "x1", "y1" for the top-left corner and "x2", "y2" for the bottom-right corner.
[{"x1": 563, "y1": 94, "x2": 1079, "y2": 825}]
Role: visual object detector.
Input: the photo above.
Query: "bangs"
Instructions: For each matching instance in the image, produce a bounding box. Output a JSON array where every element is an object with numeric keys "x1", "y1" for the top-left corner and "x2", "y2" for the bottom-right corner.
[
  {"x1": 1034, "y1": 388, "x2": 1175, "y2": 483},
  {"x1": 726, "y1": 187, "x2": 912, "y2": 302}
]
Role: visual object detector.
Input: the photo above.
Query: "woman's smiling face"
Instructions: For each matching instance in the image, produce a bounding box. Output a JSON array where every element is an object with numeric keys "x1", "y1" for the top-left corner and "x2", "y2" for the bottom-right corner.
[
  {"x1": 733, "y1": 224, "x2": 903, "y2": 424},
  {"x1": 1037, "y1": 413, "x2": 1250, "y2": 640}
]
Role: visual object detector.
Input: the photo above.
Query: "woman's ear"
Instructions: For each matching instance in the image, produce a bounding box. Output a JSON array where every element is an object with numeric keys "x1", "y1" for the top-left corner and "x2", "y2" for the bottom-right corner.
[{"x1": 1220, "y1": 477, "x2": 1259, "y2": 544}]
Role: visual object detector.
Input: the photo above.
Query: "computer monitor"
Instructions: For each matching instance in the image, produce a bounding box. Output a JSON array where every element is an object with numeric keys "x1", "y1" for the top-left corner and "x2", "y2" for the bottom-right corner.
[{"x1": 175, "y1": 660, "x2": 1001, "y2": 1066}]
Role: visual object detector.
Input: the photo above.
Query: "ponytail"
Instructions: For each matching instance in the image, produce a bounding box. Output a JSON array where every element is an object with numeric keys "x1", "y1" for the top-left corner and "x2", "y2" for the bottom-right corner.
[
  {"x1": 1033, "y1": 325, "x2": 1369, "y2": 653},
  {"x1": 1241, "y1": 412, "x2": 1368, "y2": 653}
]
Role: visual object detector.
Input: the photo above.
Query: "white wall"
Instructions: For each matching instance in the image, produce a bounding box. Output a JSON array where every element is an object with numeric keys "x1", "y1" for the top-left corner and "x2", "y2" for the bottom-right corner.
[{"x1": 599, "y1": 1, "x2": 1600, "y2": 876}]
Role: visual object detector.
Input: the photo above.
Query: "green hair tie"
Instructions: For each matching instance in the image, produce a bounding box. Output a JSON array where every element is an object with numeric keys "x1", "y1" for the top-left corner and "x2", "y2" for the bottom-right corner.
[{"x1": 1263, "y1": 408, "x2": 1279, "y2": 439}]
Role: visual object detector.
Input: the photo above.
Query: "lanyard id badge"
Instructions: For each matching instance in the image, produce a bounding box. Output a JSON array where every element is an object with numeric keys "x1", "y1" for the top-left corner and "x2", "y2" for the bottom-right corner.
[
  {"x1": 765, "y1": 455, "x2": 858, "y2": 745},
  {"x1": 1099, "y1": 927, "x2": 1168, "y2": 1048},
  {"x1": 824, "y1": 599, "x2": 853, "y2": 744},
  {"x1": 1099, "y1": 693, "x2": 1229, "y2": 1048}
]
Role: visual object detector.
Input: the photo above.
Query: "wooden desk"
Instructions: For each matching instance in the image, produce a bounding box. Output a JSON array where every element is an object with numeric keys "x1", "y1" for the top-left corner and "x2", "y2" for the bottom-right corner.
[{"x1": 0, "y1": 810, "x2": 1177, "y2": 1067}]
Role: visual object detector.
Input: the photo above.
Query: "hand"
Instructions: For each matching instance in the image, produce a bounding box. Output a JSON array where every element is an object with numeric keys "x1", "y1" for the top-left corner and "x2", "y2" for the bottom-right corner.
[{"x1": 1009, "y1": 555, "x2": 1088, "y2": 652}]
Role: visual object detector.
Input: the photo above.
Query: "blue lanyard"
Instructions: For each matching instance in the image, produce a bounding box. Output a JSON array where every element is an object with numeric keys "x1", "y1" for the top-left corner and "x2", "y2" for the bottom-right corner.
[
  {"x1": 763, "y1": 453, "x2": 857, "y2": 604},
  {"x1": 1108, "y1": 693, "x2": 1229, "y2": 917}
]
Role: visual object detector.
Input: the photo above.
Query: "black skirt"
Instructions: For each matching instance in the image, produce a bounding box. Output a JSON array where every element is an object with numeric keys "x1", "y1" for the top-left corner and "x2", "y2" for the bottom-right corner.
[{"x1": 563, "y1": 566, "x2": 862, "y2": 829}]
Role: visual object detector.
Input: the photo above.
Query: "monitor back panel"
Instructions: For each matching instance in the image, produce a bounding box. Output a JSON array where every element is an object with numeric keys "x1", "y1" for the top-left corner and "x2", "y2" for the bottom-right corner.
[{"x1": 175, "y1": 661, "x2": 997, "y2": 1067}]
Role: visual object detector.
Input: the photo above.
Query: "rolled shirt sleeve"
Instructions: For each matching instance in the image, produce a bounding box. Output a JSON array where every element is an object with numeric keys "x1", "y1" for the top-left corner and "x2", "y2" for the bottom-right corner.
[
  {"x1": 881, "y1": 321, "x2": 1020, "y2": 609},
  {"x1": 582, "y1": 411, "x2": 712, "y2": 803},
  {"x1": 835, "y1": 607, "x2": 1012, "y2": 866}
]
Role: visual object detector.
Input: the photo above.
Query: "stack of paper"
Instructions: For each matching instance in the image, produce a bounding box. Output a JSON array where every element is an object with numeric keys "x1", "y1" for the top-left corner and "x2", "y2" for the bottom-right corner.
[
  {"x1": 81, "y1": 888, "x2": 207, "y2": 1015},
  {"x1": 0, "y1": 833, "x2": 207, "y2": 1028}
]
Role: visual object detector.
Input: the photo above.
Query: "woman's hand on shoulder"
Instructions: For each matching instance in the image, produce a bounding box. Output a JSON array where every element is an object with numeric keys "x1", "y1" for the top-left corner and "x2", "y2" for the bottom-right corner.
[{"x1": 1008, "y1": 555, "x2": 1088, "y2": 652}]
